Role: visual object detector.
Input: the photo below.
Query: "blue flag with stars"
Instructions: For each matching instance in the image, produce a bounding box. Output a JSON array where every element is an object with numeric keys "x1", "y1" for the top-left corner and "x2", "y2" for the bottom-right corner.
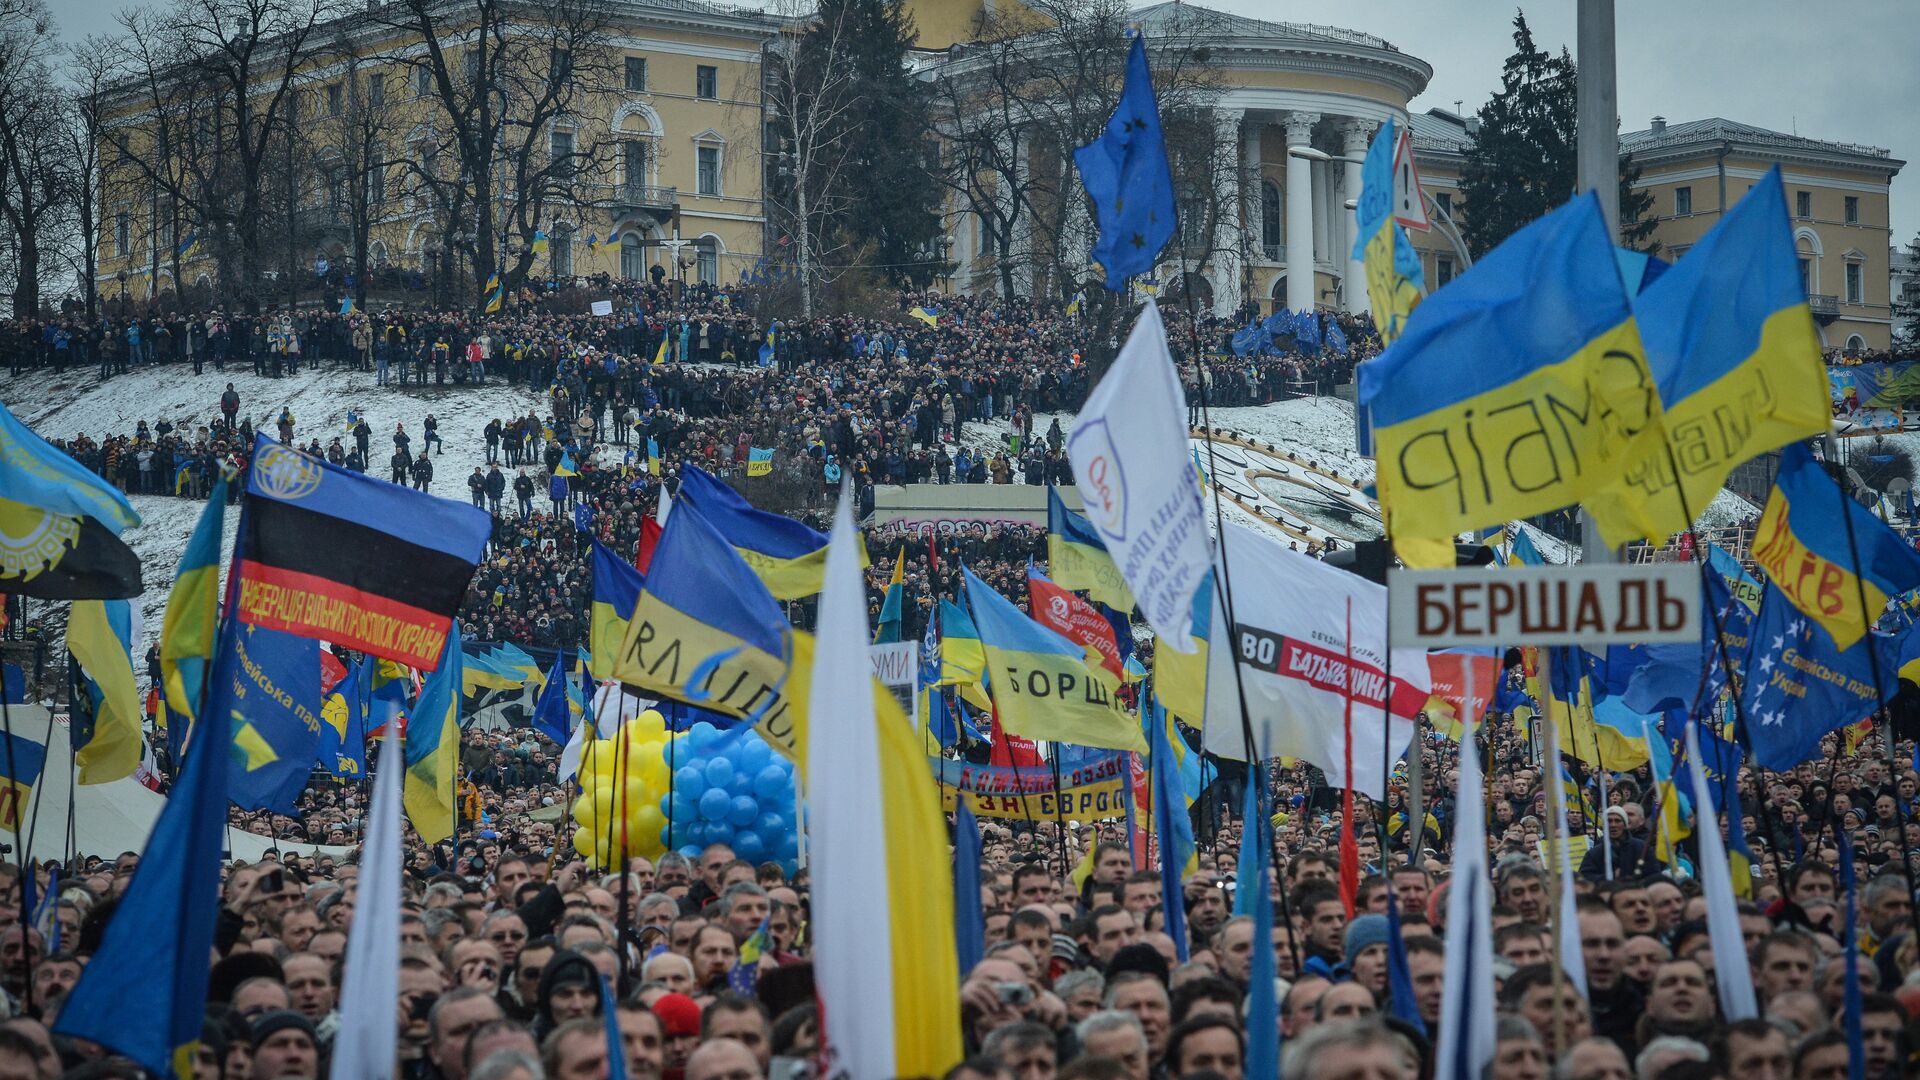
[
  {"x1": 1740, "y1": 580, "x2": 1903, "y2": 771},
  {"x1": 1074, "y1": 34, "x2": 1175, "y2": 290}
]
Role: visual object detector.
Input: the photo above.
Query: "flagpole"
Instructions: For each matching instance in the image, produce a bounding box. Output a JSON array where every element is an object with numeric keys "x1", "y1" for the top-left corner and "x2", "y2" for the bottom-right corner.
[{"x1": 1536, "y1": 648, "x2": 1570, "y2": 1059}]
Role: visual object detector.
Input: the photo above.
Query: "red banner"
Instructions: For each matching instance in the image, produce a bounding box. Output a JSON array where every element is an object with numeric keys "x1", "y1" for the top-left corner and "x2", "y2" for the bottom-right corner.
[{"x1": 1028, "y1": 570, "x2": 1124, "y2": 679}]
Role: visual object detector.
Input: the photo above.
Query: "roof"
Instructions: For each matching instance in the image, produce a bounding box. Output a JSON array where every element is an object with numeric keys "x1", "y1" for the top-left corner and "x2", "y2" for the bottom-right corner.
[
  {"x1": 1407, "y1": 109, "x2": 1472, "y2": 154},
  {"x1": 1129, "y1": 2, "x2": 1400, "y2": 53},
  {"x1": 1621, "y1": 117, "x2": 1898, "y2": 167}
]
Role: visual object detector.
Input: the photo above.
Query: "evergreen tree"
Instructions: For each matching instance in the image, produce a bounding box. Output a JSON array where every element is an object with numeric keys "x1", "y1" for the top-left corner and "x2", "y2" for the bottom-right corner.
[
  {"x1": 1461, "y1": 11, "x2": 1658, "y2": 258},
  {"x1": 1896, "y1": 232, "x2": 1920, "y2": 346}
]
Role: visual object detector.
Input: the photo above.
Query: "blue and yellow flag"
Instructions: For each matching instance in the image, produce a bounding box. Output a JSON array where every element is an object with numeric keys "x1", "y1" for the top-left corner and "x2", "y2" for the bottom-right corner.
[
  {"x1": 963, "y1": 566, "x2": 1144, "y2": 753},
  {"x1": 1669, "y1": 709, "x2": 1753, "y2": 895},
  {"x1": 1751, "y1": 443, "x2": 1920, "y2": 650},
  {"x1": 1585, "y1": 168, "x2": 1831, "y2": 543},
  {"x1": 0, "y1": 403, "x2": 143, "y2": 599},
  {"x1": 1073, "y1": 34, "x2": 1174, "y2": 291},
  {"x1": 590, "y1": 540, "x2": 645, "y2": 680},
  {"x1": 874, "y1": 547, "x2": 906, "y2": 644},
  {"x1": 747, "y1": 448, "x2": 774, "y2": 477},
  {"x1": 936, "y1": 599, "x2": 992, "y2": 713},
  {"x1": 1742, "y1": 580, "x2": 1903, "y2": 771},
  {"x1": 1355, "y1": 193, "x2": 1657, "y2": 565},
  {"x1": 678, "y1": 464, "x2": 865, "y2": 599},
  {"x1": 1152, "y1": 571, "x2": 1210, "y2": 728},
  {"x1": 484, "y1": 273, "x2": 504, "y2": 314},
  {"x1": 67, "y1": 599, "x2": 142, "y2": 785},
  {"x1": 646, "y1": 437, "x2": 662, "y2": 476},
  {"x1": 1350, "y1": 119, "x2": 1425, "y2": 345},
  {"x1": 0, "y1": 731, "x2": 47, "y2": 831},
  {"x1": 160, "y1": 477, "x2": 227, "y2": 752},
  {"x1": 531, "y1": 228, "x2": 550, "y2": 256},
  {"x1": 224, "y1": 620, "x2": 321, "y2": 815},
  {"x1": 758, "y1": 323, "x2": 777, "y2": 367},
  {"x1": 339, "y1": 296, "x2": 354, "y2": 315},
  {"x1": 176, "y1": 231, "x2": 201, "y2": 260},
  {"x1": 319, "y1": 659, "x2": 367, "y2": 779},
  {"x1": 728, "y1": 914, "x2": 771, "y2": 995},
  {"x1": 608, "y1": 501, "x2": 811, "y2": 766},
  {"x1": 53, "y1": 625, "x2": 231, "y2": 1077},
  {"x1": 908, "y1": 305, "x2": 940, "y2": 327},
  {"x1": 654, "y1": 335, "x2": 670, "y2": 367},
  {"x1": 1045, "y1": 485, "x2": 1136, "y2": 611},
  {"x1": 555, "y1": 451, "x2": 579, "y2": 478},
  {"x1": 404, "y1": 621, "x2": 463, "y2": 843}
]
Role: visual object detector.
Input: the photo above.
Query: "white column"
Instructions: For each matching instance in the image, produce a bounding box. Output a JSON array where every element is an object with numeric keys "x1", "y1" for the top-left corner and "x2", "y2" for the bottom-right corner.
[
  {"x1": 1311, "y1": 158, "x2": 1330, "y2": 267},
  {"x1": 1245, "y1": 124, "x2": 1266, "y2": 264},
  {"x1": 1007, "y1": 128, "x2": 1032, "y2": 297},
  {"x1": 1283, "y1": 111, "x2": 1319, "y2": 314},
  {"x1": 1341, "y1": 120, "x2": 1374, "y2": 315},
  {"x1": 1209, "y1": 109, "x2": 1246, "y2": 317}
]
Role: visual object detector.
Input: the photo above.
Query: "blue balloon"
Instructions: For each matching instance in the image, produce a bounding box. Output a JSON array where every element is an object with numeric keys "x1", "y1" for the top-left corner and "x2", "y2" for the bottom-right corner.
[
  {"x1": 658, "y1": 825, "x2": 673, "y2": 849},
  {"x1": 753, "y1": 765, "x2": 789, "y2": 800},
  {"x1": 704, "y1": 756, "x2": 736, "y2": 791},
  {"x1": 738, "y1": 737, "x2": 771, "y2": 771},
  {"x1": 688, "y1": 721, "x2": 719, "y2": 747},
  {"x1": 670, "y1": 796, "x2": 699, "y2": 825},
  {"x1": 754, "y1": 811, "x2": 787, "y2": 840},
  {"x1": 732, "y1": 831, "x2": 766, "y2": 863},
  {"x1": 728, "y1": 795, "x2": 760, "y2": 827},
  {"x1": 678, "y1": 845, "x2": 702, "y2": 859},
  {"x1": 703, "y1": 821, "x2": 735, "y2": 846},
  {"x1": 699, "y1": 787, "x2": 732, "y2": 821},
  {"x1": 729, "y1": 770, "x2": 754, "y2": 796},
  {"x1": 658, "y1": 793, "x2": 673, "y2": 815},
  {"x1": 675, "y1": 765, "x2": 707, "y2": 797}
]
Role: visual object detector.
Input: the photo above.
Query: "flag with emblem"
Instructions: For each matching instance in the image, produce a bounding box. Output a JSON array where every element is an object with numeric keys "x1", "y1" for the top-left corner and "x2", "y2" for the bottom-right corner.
[
  {"x1": 0, "y1": 403, "x2": 143, "y2": 599},
  {"x1": 1074, "y1": 34, "x2": 1174, "y2": 290},
  {"x1": 218, "y1": 617, "x2": 322, "y2": 814}
]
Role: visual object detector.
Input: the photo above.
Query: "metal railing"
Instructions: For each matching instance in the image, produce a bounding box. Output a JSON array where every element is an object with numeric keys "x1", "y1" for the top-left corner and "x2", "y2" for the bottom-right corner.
[{"x1": 1809, "y1": 293, "x2": 1841, "y2": 318}]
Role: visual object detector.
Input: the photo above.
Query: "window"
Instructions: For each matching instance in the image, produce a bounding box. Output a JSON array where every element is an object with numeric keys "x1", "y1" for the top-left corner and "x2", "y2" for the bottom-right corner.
[
  {"x1": 1436, "y1": 257, "x2": 1454, "y2": 288},
  {"x1": 622, "y1": 140, "x2": 649, "y2": 195},
  {"x1": 157, "y1": 208, "x2": 173, "y2": 255},
  {"x1": 697, "y1": 145, "x2": 720, "y2": 195},
  {"x1": 1846, "y1": 261, "x2": 1863, "y2": 304},
  {"x1": 549, "y1": 48, "x2": 571, "y2": 86},
  {"x1": 1435, "y1": 191, "x2": 1452, "y2": 217},
  {"x1": 114, "y1": 212, "x2": 129, "y2": 257},
  {"x1": 465, "y1": 48, "x2": 481, "y2": 83},
  {"x1": 696, "y1": 65, "x2": 717, "y2": 99},
  {"x1": 551, "y1": 224, "x2": 573, "y2": 276},
  {"x1": 1845, "y1": 334, "x2": 1866, "y2": 356},
  {"x1": 978, "y1": 214, "x2": 994, "y2": 255},
  {"x1": 551, "y1": 130, "x2": 575, "y2": 180},
  {"x1": 368, "y1": 156, "x2": 386, "y2": 204},
  {"x1": 1259, "y1": 180, "x2": 1280, "y2": 260},
  {"x1": 1177, "y1": 188, "x2": 1205, "y2": 247},
  {"x1": 1798, "y1": 256, "x2": 1811, "y2": 295},
  {"x1": 327, "y1": 83, "x2": 343, "y2": 116},
  {"x1": 695, "y1": 237, "x2": 717, "y2": 284},
  {"x1": 625, "y1": 56, "x2": 647, "y2": 92},
  {"x1": 1845, "y1": 195, "x2": 1859, "y2": 224},
  {"x1": 620, "y1": 233, "x2": 646, "y2": 280},
  {"x1": 416, "y1": 65, "x2": 432, "y2": 97},
  {"x1": 367, "y1": 74, "x2": 384, "y2": 107},
  {"x1": 1795, "y1": 190, "x2": 1811, "y2": 219},
  {"x1": 1674, "y1": 186, "x2": 1692, "y2": 216}
]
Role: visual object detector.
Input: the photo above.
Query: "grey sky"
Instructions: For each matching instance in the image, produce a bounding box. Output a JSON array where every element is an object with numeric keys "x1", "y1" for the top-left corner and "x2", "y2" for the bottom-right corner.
[{"x1": 48, "y1": 0, "x2": 1920, "y2": 244}]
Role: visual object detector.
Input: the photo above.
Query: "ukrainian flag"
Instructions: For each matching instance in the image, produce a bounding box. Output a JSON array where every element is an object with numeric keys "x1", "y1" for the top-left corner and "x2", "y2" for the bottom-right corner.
[
  {"x1": 159, "y1": 477, "x2": 227, "y2": 740},
  {"x1": 596, "y1": 230, "x2": 620, "y2": 255},
  {"x1": 758, "y1": 324, "x2": 777, "y2": 367},
  {"x1": 531, "y1": 228, "x2": 550, "y2": 256},
  {"x1": 1045, "y1": 485, "x2": 1136, "y2": 611},
  {"x1": 1749, "y1": 443, "x2": 1920, "y2": 650},
  {"x1": 935, "y1": 599, "x2": 992, "y2": 713},
  {"x1": 176, "y1": 231, "x2": 201, "y2": 260},
  {"x1": 1350, "y1": 119, "x2": 1425, "y2": 345},
  {"x1": 874, "y1": 547, "x2": 906, "y2": 644},
  {"x1": 908, "y1": 305, "x2": 940, "y2": 327},
  {"x1": 747, "y1": 448, "x2": 774, "y2": 477},
  {"x1": 654, "y1": 336, "x2": 669, "y2": 367},
  {"x1": 963, "y1": 566, "x2": 1145, "y2": 753},
  {"x1": 646, "y1": 437, "x2": 662, "y2": 477},
  {"x1": 1585, "y1": 167, "x2": 1831, "y2": 544},
  {"x1": 484, "y1": 273, "x2": 504, "y2": 314},
  {"x1": 172, "y1": 460, "x2": 194, "y2": 495},
  {"x1": 678, "y1": 464, "x2": 866, "y2": 600},
  {"x1": 0, "y1": 730, "x2": 46, "y2": 831},
  {"x1": 1355, "y1": 192, "x2": 1658, "y2": 565},
  {"x1": 590, "y1": 539, "x2": 645, "y2": 680},
  {"x1": 68, "y1": 599, "x2": 142, "y2": 785},
  {"x1": 0, "y1": 403, "x2": 143, "y2": 600},
  {"x1": 1065, "y1": 291, "x2": 1084, "y2": 318},
  {"x1": 1151, "y1": 571, "x2": 1210, "y2": 728},
  {"x1": 608, "y1": 500, "x2": 812, "y2": 766},
  {"x1": 555, "y1": 451, "x2": 579, "y2": 478},
  {"x1": 1646, "y1": 713, "x2": 1691, "y2": 865},
  {"x1": 404, "y1": 621, "x2": 463, "y2": 844}
]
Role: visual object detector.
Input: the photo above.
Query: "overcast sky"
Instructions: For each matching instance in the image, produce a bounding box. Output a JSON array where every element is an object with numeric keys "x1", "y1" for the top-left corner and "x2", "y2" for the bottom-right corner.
[{"x1": 48, "y1": 0, "x2": 1920, "y2": 245}]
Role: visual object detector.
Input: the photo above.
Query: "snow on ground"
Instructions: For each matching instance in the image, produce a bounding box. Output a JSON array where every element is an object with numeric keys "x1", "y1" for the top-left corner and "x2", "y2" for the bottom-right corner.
[{"x1": 6, "y1": 363, "x2": 547, "y2": 635}]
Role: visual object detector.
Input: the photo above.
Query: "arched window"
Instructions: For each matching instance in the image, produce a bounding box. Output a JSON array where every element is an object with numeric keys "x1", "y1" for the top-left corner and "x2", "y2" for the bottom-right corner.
[
  {"x1": 620, "y1": 232, "x2": 647, "y2": 281},
  {"x1": 1260, "y1": 180, "x2": 1281, "y2": 260},
  {"x1": 695, "y1": 236, "x2": 719, "y2": 284},
  {"x1": 1845, "y1": 334, "x2": 1866, "y2": 357},
  {"x1": 551, "y1": 223, "x2": 573, "y2": 276}
]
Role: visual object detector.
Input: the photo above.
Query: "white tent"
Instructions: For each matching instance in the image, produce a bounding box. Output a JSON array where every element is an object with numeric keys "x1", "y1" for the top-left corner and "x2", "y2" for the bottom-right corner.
[{"x1": 0, "y1": 705, "x2": 350, "y2": 863}]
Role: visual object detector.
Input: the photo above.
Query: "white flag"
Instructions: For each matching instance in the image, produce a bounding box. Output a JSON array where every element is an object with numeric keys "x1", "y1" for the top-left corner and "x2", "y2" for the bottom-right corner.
[
  {"x1": 329, "y1": 739, "x2": 402, "y2": 1080},
  {"x1": 1068, "y1": 300, "x2": 1209, "y2": 651},
  {"x1": 1541, "y1": 701, "x2": 1589, "y2": 999},
  {"x1": 1434, "y1": 715, "x2": 1495, "y2": 1080},
  {"x1": 1685, "y1": 720, "x2": 1758, "y2": 1020},
  {"x1": 1200, "y1": 523, "x2": 1430, "y2": 799}
]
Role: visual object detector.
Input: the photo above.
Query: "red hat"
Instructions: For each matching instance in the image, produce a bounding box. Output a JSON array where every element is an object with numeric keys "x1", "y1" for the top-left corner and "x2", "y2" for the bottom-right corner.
[{"x1": 652, "y1": 992, "x2": 702, "y2": 1037}]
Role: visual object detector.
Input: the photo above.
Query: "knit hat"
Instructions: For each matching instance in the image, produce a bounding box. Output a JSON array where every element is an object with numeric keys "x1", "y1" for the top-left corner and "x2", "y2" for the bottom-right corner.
[
  {"x1": 1343, "y1": 914, "x2": 1390, "y2": 960},
  {"x1": 1104, "y1": 942, "x2": 1171, "y2": 985},
  {"x1": 250, "y1": 1010, "x2": 317, "y2": 1046},
  {"x1": 653, "y1": 992, "x2": 702, "y2": 1038}
]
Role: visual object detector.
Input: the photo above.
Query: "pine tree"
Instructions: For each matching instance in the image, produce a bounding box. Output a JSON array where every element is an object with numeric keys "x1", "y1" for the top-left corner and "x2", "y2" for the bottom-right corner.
[{"x1": 1461, "y1": 12, "x2": 1659, "y2": 258}]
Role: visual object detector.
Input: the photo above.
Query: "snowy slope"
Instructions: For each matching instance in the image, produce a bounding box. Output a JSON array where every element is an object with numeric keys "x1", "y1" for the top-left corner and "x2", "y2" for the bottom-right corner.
[{"x1": 6, "y1": 364, "x2": 546, "y2": 635}]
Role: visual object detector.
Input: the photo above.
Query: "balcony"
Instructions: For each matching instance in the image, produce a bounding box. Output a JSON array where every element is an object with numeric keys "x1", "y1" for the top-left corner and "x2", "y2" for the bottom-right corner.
[
  {"x1": 591, "y1": 183, "x2": 679, "y2": 225},
  {"x1": 1808, "y1": 293, "x2": 1841, "y2": 323}
]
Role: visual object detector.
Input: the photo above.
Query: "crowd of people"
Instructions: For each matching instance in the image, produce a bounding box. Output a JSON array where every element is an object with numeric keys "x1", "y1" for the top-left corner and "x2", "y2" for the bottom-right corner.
[{"x1": 11, "y1": 287, "x2": 1920, "y2": 1080}]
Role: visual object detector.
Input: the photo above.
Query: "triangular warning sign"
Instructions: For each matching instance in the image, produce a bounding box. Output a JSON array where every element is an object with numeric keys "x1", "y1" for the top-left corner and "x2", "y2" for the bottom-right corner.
[{"x1": 1392, "y1": 126, "x2": 1431, "y2": 232}]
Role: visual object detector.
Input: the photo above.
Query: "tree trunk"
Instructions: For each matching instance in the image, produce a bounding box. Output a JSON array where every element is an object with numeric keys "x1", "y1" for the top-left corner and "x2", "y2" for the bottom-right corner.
[
  {"x1": 11, "y1": 231, "x2": 38, "y2": 317},
  {"x1": 795, "y1": 181, "x2": 813, "y2": 318}
]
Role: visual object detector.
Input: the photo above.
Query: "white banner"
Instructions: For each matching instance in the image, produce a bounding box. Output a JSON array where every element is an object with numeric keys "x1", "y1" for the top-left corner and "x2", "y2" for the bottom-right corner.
[
  {"x1": 1388, "y1": 563, "x2": 1699, "y2": 648},
  {"x1": 1068, "y1": 300, "x2": 1210, "y2": 651}
]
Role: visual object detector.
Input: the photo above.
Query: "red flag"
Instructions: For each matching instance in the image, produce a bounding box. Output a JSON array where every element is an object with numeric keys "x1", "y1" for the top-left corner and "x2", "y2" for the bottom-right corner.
[
  {"x1": 319, "y1": 650, "x2": 349, "y2": 694},
  {"x1": 1026, "y1": 566, "x2": 1124, "y2": 679},
  {"x1": 927, "y1": 533, "x2": 941, "y2": 579},
  {"x1": 987, "y1": 706, "x2": 1043, "y2": 768},
  {"x1": 636, "y1": 516, "x2": 664, "y2": 574}
]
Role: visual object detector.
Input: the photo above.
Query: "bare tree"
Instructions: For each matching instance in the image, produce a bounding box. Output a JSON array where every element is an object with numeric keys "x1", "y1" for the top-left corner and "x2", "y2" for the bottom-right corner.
[
  {"x1": 0, "y1": 0, "x2": 70, "y2": 315},
  {"x1": 313, "y1": 45, "x2": 401, "y2": 313},
  {"x1": 374, "y1": 0, "x2": 619, "y2": 310},
  {"x1": 62, "y1": 42, "x2": 116, "y2": 319}
]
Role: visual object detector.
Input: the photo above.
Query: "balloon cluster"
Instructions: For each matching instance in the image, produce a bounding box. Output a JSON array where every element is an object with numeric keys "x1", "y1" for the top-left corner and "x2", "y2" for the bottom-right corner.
[{"x1": 568, "y1": 712, "x2": 798, "y2": 875}]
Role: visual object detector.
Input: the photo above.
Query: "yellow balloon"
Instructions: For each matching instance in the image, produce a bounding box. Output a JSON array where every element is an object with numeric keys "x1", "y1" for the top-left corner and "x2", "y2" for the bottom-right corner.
[
  {"x1": 577, "y1": 740, "x2": 618, "y2": 787},
  {"x1": 638, "y1": 757, "x2": 671, "y2": 792},
  {"x1": 633, "y1": 709, "x2": 668, "y2": 740}
]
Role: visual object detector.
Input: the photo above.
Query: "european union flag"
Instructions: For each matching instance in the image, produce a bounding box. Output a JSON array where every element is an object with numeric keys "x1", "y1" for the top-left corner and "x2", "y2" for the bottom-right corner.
[
  {"x1": 1741, "y1": 580, "x2": 1902, "y2": 770},
  {"x1": 1074, "y1": 34, "x2": 1175, "y2": 290},
  {"x1": 573, "y1": 502, "x2": 594, "y2": 533},
  {"x1": 221, "y1": 620, "x2": 322, "y2": 815},
  {"x1": 952, "y1": 804, "x2": 985, "y2": 972},
  {"x1": 532, "y1": 650, "x2": 574, "y2": 748}
]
